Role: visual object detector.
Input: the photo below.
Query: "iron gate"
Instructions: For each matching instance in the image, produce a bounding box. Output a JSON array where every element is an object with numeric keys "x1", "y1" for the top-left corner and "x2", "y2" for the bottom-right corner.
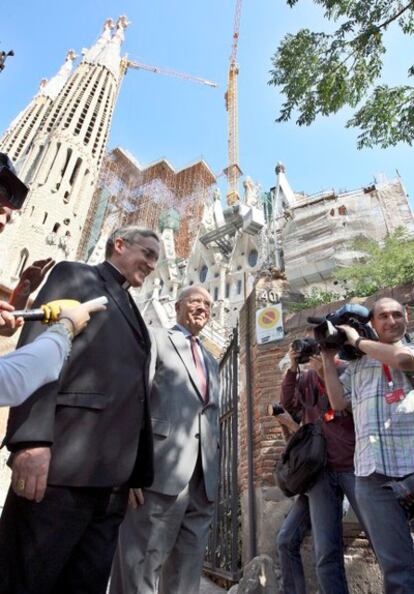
[{"x1": 204, "y1": 328, "x2": 241, "y2": 582}]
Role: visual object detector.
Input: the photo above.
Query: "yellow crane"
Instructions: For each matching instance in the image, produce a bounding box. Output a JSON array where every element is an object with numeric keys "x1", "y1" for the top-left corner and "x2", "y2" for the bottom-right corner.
[
  {"x1": 225, "y1": 0, "x2": 243, "y2": 206},
  {"x1": 121, "y1": 57, "x2": 217, "y2": 88}
]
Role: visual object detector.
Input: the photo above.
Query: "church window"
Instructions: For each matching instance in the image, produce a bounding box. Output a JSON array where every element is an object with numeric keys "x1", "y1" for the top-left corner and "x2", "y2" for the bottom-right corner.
[
  {"x1": 199, "y1": 265, "x2": 208, "y2": 283},
  {"x1": 42, "y1": 212, "x2": 48, "y2": 225},
  {"x1": 26, "y1": 145, "x2": 44, "y2": 183},
  {"x1": 248, "y1": 249, "x2": 258, "y2": 267},
  {"x1": 69, "y1": 158, "x2": 82, "y2": 186},
  {"x1": 45, "y1": 143, "x2": 61, "y2": 184},
  {"x1": 214, "y1": 287, "x2": 219, "y2": 301},
  {"x1": 237, "y1": 279, "x2": 242, "y2": 295},
  {"x1": 225, "y1": 283, "x2": 230, "y2": 298}
]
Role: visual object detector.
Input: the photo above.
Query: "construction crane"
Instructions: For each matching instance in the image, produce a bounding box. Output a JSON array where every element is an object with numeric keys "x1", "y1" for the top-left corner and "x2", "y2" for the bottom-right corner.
[
  {"x1": 122, "y1": 58, "x2": 218, "y2": 88},
  {"x1": 224, "y1": 0, "x2": 243, "y2": 206}
]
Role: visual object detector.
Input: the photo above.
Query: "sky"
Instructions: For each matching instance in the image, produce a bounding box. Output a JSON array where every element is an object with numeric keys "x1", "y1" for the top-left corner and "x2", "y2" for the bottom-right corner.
[{"x1": 1, "y1": 0, "x2": 413, "y2": 206}]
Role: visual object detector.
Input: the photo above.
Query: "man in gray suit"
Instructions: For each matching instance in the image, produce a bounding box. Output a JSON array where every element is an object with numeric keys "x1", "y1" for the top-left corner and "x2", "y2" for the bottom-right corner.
[{"x1": 110, "y1": 285, "x2": 220, "y2": 594}]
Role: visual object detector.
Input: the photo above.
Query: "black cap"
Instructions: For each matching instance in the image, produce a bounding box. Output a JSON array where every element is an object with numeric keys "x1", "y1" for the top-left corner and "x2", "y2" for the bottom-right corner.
[{"x1": 0, "y1": 153, "x2": 29, "y2": 210}]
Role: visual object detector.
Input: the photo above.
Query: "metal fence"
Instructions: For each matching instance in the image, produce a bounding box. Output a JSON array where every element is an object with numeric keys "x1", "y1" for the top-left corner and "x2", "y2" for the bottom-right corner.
[{"x1": 204, "y1": 328, "x2": 241, "y2": 582}]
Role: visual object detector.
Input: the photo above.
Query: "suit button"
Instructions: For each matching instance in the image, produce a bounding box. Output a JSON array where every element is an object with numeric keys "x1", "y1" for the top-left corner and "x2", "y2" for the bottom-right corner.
[{"x1": 195, "y1": 433, "x2": 200, "y2": 439}]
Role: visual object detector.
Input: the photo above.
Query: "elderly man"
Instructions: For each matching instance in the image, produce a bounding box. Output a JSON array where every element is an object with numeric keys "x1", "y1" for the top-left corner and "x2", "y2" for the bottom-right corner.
[
  {"x1": 322, "y1": 297, "x2": 414, "y2": 594},
  {"x1": 0, "y1": 225, "x2": 160, "y2": 594},
  {"x1": 110, "y1": 285, "x2": 220, "y2": 594}
]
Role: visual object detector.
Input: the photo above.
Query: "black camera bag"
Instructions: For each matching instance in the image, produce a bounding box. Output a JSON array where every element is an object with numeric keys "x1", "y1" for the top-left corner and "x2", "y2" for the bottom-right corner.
[{"x1": 275, "y1": 421, "x2": 327, "y2": 497}]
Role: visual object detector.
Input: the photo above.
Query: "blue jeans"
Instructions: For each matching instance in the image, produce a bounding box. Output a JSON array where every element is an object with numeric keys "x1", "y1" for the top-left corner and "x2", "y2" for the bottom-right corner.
[
  {"x1": 355, "y1": 473, "x2": 414, "y2": 594},
  {"x1": 277, "y1": 494, "x2": 311, "y2": 594},
  {"x1": 307, "y1": 469, "x2": 362, "y2": 594}
]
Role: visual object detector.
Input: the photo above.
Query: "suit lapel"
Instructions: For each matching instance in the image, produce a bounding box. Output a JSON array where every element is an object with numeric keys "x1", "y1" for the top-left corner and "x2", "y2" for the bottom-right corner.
[{"x1": 96, "y1": 263, "x2": 150, "y2": 349}]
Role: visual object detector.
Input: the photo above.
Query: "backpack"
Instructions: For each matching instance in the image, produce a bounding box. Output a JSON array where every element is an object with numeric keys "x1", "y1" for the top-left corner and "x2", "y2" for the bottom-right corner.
[{"x1": 275, "y1": 422, "x2": 327, "y2": 497}]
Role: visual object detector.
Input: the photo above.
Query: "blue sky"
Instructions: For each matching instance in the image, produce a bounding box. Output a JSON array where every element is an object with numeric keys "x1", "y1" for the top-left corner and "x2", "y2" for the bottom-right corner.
[{"x1": 1, "y1": 0, "x2": 413, "y2": 205}]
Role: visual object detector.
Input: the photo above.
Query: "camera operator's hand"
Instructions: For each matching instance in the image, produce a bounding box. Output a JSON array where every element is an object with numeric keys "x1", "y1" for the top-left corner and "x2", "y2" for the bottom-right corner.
[
  {"x1": 337, "y1": 324, "x2": 359, "y2": 347},
  {"x1": 288, "y1": 345, "x2": 300, "y2": 372},
  {"x1": 0, "y1": 300, "x2": 23, "y2": 336}
]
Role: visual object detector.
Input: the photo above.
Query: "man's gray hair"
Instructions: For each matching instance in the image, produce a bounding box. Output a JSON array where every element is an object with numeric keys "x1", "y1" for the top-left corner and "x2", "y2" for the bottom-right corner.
[
  {"x1": 176, "y1": 285, "x2": 211, "y2": 303},
  {"x1": 105, "y1": 225, "x2": 159, "y2": 258}
]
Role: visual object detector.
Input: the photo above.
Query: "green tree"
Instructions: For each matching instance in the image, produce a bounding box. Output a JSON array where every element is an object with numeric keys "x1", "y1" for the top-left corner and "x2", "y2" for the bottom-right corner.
[
  {"x1": 269, "y1": 1, "x2": 414, "y2": 148},
  {"x1": 289, "y1": 288, "x2": 342, "y2": 312},
  {"x1": 336, "y1": 227, "x2": 414, "y2": 295}
]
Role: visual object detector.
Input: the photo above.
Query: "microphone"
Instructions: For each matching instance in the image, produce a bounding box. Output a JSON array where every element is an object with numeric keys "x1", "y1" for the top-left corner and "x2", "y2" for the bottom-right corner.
[{"x1": 11, "y1": 296, "x2": 108, "y2": 323}]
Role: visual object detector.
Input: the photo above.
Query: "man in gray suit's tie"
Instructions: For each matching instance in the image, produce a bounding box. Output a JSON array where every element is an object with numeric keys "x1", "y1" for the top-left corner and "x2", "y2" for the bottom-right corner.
[{"x1": 110, "y1": 285, "x2": 220, "y2": 594}]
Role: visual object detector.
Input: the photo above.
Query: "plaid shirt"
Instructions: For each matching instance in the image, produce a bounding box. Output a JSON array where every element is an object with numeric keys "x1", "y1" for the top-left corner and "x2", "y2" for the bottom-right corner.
[{"x1": 340, "y1": 344, "x2": 414, "y2": 477}]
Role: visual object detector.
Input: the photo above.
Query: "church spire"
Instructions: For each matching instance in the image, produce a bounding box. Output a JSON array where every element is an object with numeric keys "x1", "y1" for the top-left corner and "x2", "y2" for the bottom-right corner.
[
  {"x1": 39, "y1": 50, "x2": 77, "y2": 100},
  {"x1": 91, "y1": 15, "x2": 129, "y2": 79},
  {"x1": 0, "y1": 49, "x2": 77, "y2": 163},
  {"x1": 82, "y1": 18, "x2": 115, "y2": 64},
  {"x1": 0, "y1": 16, "x2": 133, "y2": 282}
]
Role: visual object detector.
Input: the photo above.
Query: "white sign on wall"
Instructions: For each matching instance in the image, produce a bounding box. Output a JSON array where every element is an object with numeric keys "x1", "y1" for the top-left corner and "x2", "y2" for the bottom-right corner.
[{"x1": 256, "y1": 304, "x2": 284, "y2": 345}]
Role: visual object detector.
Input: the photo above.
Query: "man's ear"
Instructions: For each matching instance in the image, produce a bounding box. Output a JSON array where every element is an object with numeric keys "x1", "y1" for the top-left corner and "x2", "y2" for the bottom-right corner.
[{"x1": 113, "y1": 237, "x2": 125, "y2": 255}]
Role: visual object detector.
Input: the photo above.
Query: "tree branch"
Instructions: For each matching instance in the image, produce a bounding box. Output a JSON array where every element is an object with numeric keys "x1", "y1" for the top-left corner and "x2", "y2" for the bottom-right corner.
[{"x1": 376, "y1": 1, "x2": 414, "y2": 32}]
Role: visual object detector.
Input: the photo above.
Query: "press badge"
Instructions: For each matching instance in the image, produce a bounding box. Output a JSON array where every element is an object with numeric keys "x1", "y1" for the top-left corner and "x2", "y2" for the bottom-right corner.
[
  {"x1": 383, "y1": 364, "x2": 406, "y2": 405},
  {"x1": 385, "y1": 388, "x2": 405, "y2": 405}
]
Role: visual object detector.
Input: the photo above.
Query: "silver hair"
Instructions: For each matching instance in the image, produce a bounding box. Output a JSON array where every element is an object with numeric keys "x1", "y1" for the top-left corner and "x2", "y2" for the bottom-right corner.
[
  {"x1": 176, "y1": 285, "x2": 211, "y2": 303},
  {"x1": 105, "y1": 225, "x2": 159, "y2": 258}
]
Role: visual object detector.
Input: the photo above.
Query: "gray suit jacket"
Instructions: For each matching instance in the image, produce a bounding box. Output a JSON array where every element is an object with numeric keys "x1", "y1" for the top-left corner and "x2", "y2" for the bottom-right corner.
[{"x1": 147, "y1": 326, "x2": 220, "y2": 502}]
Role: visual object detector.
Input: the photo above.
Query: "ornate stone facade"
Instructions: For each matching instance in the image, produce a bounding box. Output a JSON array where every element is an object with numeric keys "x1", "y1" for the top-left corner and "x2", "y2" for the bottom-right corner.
[{"x1": 0, "y1": 18, "x2": 128, "y2": 290}]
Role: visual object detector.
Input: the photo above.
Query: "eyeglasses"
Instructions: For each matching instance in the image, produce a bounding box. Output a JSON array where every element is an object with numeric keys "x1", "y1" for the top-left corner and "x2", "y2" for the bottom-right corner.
[{"x1": 125, "y1": 241, "x2": 159, "y2": 264}]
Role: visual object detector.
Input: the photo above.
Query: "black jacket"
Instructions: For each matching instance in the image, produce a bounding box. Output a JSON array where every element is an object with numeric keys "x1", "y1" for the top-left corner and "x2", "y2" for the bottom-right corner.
[{"x1": 4, "y1": 260, "x2": 154, "y2": 488}]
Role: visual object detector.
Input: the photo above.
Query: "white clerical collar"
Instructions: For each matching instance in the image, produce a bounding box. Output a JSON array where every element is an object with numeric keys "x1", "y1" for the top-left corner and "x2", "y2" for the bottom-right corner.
[{"x1": 106, "y1": 261, "x2": 130, "y2": 290}]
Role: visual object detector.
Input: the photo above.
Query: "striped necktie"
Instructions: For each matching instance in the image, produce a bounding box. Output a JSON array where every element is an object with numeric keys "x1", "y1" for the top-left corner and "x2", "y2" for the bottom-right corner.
[{"x1": 189, "y1": 336, "x2": 208, "y2": 401}]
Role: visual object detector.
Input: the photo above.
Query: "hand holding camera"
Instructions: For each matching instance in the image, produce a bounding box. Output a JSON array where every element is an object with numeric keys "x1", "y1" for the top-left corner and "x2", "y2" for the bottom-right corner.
[{"x1": 267, "y1": 402, "x2": 300, "y2": 433}]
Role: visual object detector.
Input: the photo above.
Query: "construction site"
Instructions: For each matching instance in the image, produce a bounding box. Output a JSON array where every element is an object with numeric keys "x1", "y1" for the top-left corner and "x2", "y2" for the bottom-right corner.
[{"x1": 78, "y1": 147, "x2": 217, "y2": 262}]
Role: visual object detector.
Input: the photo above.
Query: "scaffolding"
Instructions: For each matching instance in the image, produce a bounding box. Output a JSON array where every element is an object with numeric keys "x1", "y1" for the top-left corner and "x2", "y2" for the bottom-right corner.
[{"x1": 78, "y1": 147, "x2": 216, "y2": 260}]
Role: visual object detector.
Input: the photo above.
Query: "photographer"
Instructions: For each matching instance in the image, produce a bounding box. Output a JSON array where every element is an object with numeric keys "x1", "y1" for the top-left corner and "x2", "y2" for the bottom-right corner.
[
  {"x1": 322, "y1": 297, "x2": 414, "y2": 593},
  {"x1": 278, "y1": 340, "x2": 362, "y2": 594}
]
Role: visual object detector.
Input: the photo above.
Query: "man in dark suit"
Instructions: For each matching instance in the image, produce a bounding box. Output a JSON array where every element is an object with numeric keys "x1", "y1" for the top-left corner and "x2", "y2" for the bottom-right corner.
[
  {"x1": 110, "y1": 285, "x2": 220, "y2": 594},
  {"x1": 0, "y1": 225, "x2": 160, "y2": 594}
]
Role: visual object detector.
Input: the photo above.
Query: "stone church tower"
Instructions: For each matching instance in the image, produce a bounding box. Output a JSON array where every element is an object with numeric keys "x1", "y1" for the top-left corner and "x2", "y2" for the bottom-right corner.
[{"x1": 0, "y1": 17, "x2": 128, "y2": 289}]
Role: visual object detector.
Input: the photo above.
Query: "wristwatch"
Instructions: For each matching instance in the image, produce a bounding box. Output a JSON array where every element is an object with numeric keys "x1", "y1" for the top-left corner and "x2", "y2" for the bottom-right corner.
[{"x1": 355, "y1": 337, "x2": 366, "y2": 351}]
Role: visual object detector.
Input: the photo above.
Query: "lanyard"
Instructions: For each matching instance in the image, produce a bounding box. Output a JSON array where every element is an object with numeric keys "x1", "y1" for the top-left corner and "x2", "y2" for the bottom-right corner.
[{"x1": 382, "y1": 364, "x2": 393, "y2": 389}]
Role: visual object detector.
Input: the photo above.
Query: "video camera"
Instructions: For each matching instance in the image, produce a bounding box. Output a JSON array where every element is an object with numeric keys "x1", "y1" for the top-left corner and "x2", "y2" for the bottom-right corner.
[
  {"x1": 0, "y1": 153, "x2": 29, "y2": 210},
  {"x1": 307, "y1": 303, "x2": 377, "y2": 360},
  {"x1": 291, "y1": 337, "x2": 320, "y2": 364}
]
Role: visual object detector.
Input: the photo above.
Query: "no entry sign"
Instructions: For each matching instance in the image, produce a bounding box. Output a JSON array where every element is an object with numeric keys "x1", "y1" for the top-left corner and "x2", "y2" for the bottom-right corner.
[{"x1": 256, "y1": 304, "x2": 284, "y2": 344}]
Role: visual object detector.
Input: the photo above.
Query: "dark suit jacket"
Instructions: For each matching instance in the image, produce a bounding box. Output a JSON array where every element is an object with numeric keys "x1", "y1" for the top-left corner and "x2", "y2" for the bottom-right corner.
[{"x1": 4, "y1": 260, "x2": 153, "y2": 489}]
